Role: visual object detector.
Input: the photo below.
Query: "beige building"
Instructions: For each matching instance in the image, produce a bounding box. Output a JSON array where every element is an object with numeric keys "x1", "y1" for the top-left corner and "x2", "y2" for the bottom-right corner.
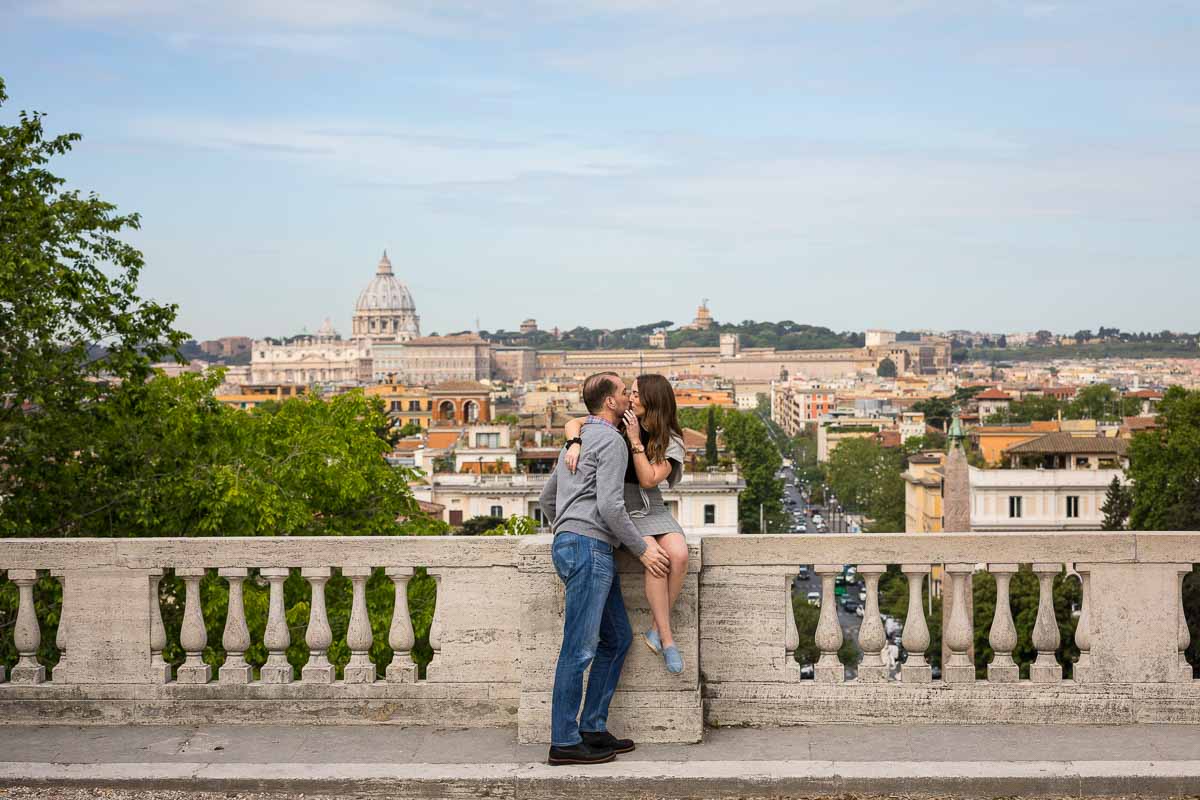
[
  {"x1": 492, "y1": 347, "x2": 538, "y2": 383},
  {"x1": 902, "y1": 453, "x2": 945, "y2": 533},
  {"x1": 373, "y1": 334, "x2": 492, "y2": 385},
  {"x1": 816, "y1": 416, "x2": 891, "y2": 462}
]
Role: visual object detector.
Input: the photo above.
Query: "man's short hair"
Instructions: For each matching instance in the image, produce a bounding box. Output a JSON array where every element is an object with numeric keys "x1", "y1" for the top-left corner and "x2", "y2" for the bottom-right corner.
[{"x1": 582, "y1": 372, "x2": 621, "y2": 414}]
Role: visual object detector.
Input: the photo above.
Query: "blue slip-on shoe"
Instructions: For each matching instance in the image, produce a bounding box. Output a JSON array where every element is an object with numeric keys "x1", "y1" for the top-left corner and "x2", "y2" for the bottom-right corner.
[
  {"x1": 644, "y1": 628, "x2": 662, "y2": 655},
  {"x1": 663, "y1": 644, "x2": 684, "y2": 674}
]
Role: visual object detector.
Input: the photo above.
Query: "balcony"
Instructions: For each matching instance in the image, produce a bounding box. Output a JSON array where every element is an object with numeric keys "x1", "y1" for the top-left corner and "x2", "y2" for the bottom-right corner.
[{"x1": 2, "y1": 532, "x2": 1198, "y2": 796}]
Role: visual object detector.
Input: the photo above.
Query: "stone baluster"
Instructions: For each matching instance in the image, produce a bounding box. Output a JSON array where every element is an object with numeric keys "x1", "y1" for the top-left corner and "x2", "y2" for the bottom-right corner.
[
  {"x1": 176, "y1": 568, "x2": 211, "y2": 684},
  {"x1": 0, "y1": 570, "x2": 5, "y2": 683},
  {"x1": 1178, "y1": 568, "x2": 1194, "y2": 682},
  {"x1": 899, "y1": 565, "x2": 932, "y2": 683},
  {"x1": 259, "y1": 567, "x2": 293, "y2": 683},
  {"x1": 301, "y1": 567, "x2": 335, "y2": 683},
  {"x1": 428, "y1": 571, "x2": 444, "y2": 669},
  {"x1": 813, "y1": 564, "x2": 844, "y2": 683},
  {"x1": 386, "y1": 567, "x2": 417, "y2": 683},
  {"x1": 343, "y1": 566, "x2": 377, "y2": 683},
  {"x1": 50, "y1": 569, "x2": 69, "y2": 684},
  {"x1": 986, "y1": 563, "x2": 1019, "y2": 683},
  {"x1": 10, "y1": 570, "x2": 45, "y2": 684},
  {"x1": 218, "y1": 568, "x2": 253, "y2": 684},
  {"x1": 147, "y1": 569, "x2": 171, "y2": 683},
  {"x1": 1072, "y1": 566, "x2": 1093, "y2": 684},
  {"x1": 1030, "y1": 563, "x2": 1062, "y2": 683},
  {"x1": 856, "y1": 565, "x2": 888, "y2": 682},
  {"x1": 943, "y1": 563, "x2": 975, "y2": 684},
  {"x1": 785, "y1": 573, "x2": 801, "y2": 676}
]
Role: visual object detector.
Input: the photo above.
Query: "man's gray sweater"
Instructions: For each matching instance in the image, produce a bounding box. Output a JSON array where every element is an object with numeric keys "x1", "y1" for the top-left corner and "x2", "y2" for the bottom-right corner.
[{"x1": 537, "y1": 420, "x2": 647, "y2": 557}]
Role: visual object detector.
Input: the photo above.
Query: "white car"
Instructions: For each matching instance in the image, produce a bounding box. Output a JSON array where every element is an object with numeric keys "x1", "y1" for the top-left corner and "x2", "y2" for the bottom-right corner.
[
  {"x1": 855, "y1": 605, "x2": 864, "y2": 617},
  {"x1": 812, "y1": 514, "x2": 823, "y2": 525},
  {"x1": 806, "y1": 591, "x2": 820, "y2": 606}
]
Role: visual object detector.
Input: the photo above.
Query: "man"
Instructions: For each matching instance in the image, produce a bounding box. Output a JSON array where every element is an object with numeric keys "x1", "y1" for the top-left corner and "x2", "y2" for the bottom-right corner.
[{"x1": 538, "y1": 371, "x2": 672, "y2": 766}]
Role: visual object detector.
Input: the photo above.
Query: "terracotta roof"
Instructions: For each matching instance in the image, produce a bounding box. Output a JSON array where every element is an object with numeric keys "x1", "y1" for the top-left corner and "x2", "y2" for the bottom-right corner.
[
  {"x1": 908, "y1": 454, "x2": 943, "y2": 464},
  {"x1": 1126, "y1": 390, "x2": 1163, "y2": 399},
  {"x1": 975, "y1": 388, "x2": 1012, "y2": 400},
  {"x1": 1004, "y1": 433, "x2": 1129, "y2": 457},
  {"x1": 426, "y1": 429, "x2": 464, "y2": 449},
  {"x1": 974, "y1": 421, "x2": 1059, "y2": 435}
]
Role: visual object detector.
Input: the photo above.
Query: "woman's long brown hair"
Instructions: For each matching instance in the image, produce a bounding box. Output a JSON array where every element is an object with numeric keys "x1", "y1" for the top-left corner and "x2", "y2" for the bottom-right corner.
[{"x1": 636, "y1": 374, "x2": 684, "y2": 464}]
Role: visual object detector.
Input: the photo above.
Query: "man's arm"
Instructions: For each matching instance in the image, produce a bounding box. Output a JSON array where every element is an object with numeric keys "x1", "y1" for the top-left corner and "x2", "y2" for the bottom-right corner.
[
  {"x1": 592, "y1": 434, "x2": 648, "y2": 557},
  {"x1": 538, "y1": 469, "x2": 558, "y2": 527}
]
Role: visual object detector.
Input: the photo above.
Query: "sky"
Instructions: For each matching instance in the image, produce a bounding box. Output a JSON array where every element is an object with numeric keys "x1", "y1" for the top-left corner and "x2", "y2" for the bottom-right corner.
[{"x1": 2, "y1": 1, "x2": 1198, "y2": 341}]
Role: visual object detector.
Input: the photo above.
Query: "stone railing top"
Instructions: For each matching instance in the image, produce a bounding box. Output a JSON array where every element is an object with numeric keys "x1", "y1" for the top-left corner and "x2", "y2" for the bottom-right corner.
[
  {"x1": 1, "y1": 531, "x2": 1196, "y2": 572},
  {"x1": 0, "y1": 536, "x2": 521, "y2": 571},
  {"x1": 700, "y1": 531, "x2": 1200, "y2": 567}
]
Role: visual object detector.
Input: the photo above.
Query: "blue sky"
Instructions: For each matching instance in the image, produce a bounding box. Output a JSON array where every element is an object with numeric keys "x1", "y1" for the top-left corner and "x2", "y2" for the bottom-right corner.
[{"x1": 2, "y1": 1, "x2": 1197, "y2": 340}]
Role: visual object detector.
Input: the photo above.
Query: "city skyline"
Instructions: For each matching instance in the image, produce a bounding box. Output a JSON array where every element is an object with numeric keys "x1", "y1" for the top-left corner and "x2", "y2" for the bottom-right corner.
[{"x1": 3, "y1": 1, "x2": 1198, "y2": 340}]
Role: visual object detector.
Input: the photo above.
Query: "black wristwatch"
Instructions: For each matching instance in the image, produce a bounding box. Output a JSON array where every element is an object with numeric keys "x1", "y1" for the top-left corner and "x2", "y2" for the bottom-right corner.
[{"x1": 565, "y1": 437, "x2": 582, "y2": 448}]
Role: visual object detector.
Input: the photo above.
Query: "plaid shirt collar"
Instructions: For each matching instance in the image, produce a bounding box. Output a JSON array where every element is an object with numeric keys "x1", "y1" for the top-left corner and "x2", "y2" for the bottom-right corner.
[{"x1": 584, "y1": 414, "x2": 619, "y2": 431}]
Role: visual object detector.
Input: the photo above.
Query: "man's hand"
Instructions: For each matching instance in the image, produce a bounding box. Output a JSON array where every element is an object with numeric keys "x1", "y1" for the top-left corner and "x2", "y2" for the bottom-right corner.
[
  {"x1": 639, "y1": 536, "x2": 670, "y2": 578},
  {"x1": 565, "y1": 442, "x2": 581, "y2": 473}
]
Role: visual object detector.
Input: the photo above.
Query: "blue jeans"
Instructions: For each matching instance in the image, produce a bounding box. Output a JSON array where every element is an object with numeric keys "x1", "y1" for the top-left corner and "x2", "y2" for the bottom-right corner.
[{"x1": 550, "y1": 532, "x2": 633, "y2": 747}]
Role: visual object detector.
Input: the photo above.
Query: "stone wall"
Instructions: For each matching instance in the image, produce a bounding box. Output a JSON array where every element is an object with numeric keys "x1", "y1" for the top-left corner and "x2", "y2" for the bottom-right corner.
[{"x1": 1, "y1": 532, "x2": 1198, "y2": 742}]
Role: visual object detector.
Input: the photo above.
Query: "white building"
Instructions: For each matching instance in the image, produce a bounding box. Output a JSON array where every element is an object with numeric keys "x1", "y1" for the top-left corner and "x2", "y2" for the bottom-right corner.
[
  {"x1": 250, "y1": 319, "x2": 371, "y2": 386},
  {"x1": 969, "y1": 433, "x2": 1130, "y2": 531},
  {"x1": 413, "y1": 471, "x2": 744, "y2": 533}
]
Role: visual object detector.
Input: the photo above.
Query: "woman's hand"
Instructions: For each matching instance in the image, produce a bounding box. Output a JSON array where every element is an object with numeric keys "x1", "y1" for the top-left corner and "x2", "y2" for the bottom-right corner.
[
  {"x1": 623, "y1": 410, "x2": 641, "y2": 445},
  {"x1": 564, "y1": 442, "x2": 582, "y2": 473}
]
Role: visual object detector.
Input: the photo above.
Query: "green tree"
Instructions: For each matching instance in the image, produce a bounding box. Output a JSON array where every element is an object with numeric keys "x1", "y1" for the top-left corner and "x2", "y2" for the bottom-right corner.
[
  {"x1": 1100, "y1": 477, "x2": 1133, "y2": 530},
  {"x1": 824, "y1": 438, "x2": 905, "y2": 531},
  {"x1": 705, "y1": 406, "x2": 719, "y2": 464},
  {"x1": 876, "y1": 357, "x2": 897, "y2": 378},
  {"x1": 459, "y1": 515, "x2": 506, "y2": 536}
]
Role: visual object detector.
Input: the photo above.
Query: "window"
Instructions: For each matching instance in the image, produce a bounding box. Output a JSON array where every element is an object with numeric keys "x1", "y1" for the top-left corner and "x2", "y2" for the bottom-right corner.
[
  {"x1": 390, "y1": 401, "x2": 402, "y2": 412},
  {"x1": 490, "y1": 505, "x2": 503, "y2": 518},
  {"x1": 1008, "y1": 496, "x2": 1022, "y2": 518},
  {"x1": 477, "y1": 433, "x2": 500, "y2": 448},
  {"x1": 408, "y1": 400, "x2": 421, "y2": 411},
  {"x1": 704, "y1": 504, "x2": 716, "y2": 525},
  {"x1": 1066, "y1": 496, "x2": 1080, "y2": 518}
]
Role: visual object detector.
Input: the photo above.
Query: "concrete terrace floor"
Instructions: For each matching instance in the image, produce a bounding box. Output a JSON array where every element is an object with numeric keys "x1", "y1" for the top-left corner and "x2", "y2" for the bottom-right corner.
[{"x1": 2, "y1": 723, "x2": 1200, "y2": 799}]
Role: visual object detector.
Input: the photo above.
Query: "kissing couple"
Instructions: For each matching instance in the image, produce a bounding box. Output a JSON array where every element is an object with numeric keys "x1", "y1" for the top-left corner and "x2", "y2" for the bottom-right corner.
[{"x1": 538, "y1": 371, "x2": 690, "y2": 766}]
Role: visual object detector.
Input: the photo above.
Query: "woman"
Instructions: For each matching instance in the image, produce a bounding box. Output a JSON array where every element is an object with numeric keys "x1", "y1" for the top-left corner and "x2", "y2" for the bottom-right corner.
[{"x1": 563, "y1": 374, "x2": 689, "y2": 674}]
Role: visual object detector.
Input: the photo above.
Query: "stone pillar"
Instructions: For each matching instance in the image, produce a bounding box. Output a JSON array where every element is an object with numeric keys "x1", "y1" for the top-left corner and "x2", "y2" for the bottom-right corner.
[
  {"x1": 986, "y1": 564, "x2": 1020, "y2": 683},
  {"x1": 1073, "y1": 566, "x2": 1093, "y2": 684},
  {"x1": 10, "y1": 570, "x2": 45, "y2": 684},
  {"x1": 148, "y1": 570, "x2": 171, "y2": 683},
  {"x1": 943, "y1": 563, "x2": 975, "y2": 684},
  {"x1": 343, "y1": 566, "x2": 377, "y2": 684},
  {"x1": 50, "y1": 569, "x2": 70, "y2": 684},
  {"x1": 218, "y1": 568, "x2": 253, "y2": 684},
  {"x1": 1178, "y1": 568, "x2": 1194, "y2": 683},
  {"x1": 176, "y1": 568, "x2": 211, "y2": 684},
  {"x1": 813, "y1": 564, "x2": 844, "y2": 683},
  {"x1": 301, "y1": 567, "x2": 335, "y2": 684},
  {"x1": 784, "y1": 573, "x2": 800, "y2": 675},
  {"x1": 48, "y1": 568, "x2": 156, "y2": 684},
  {"x1": 1029, "y1": 563, "x2": 1062, "y2": 684},
  {"x1": 259, "y1": 567, "x2": 293, "y2": 684},
  {"x1": 856, "y1": 565, "x2": 888, "y2": 682},
  {"x1": 900, "y1": 565, "x2": 932, "y2": 683},
  {"x1": 386, "y1": 567, "x2": 417, "y2": 684}
]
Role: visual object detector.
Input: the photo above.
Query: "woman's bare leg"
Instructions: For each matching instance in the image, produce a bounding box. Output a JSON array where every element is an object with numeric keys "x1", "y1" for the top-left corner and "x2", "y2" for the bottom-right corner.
[
  {"x1": 644, "y1": 567, "x2": 672, "y2": 647},
  {"x1": 648, "y1": 533, "x2": 689, "y2": 648}
]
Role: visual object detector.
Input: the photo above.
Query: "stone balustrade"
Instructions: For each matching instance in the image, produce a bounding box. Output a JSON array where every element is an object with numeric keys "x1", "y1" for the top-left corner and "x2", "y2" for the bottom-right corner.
[{"x1": 1, "y1": 532, "x2": 1197, "y2": 742}]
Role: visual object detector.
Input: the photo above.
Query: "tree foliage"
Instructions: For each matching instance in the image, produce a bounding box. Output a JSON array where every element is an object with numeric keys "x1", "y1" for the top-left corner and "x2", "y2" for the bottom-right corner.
[
  {"x1": 1100, "y1": 476, "x2": 1133, "y2": 531},
  {"x1": 824, "y1": 438, "x2": 905, "y2": 532},
  {"x1": 876, "y1": 357, "x2": 897, "y2": 378}
]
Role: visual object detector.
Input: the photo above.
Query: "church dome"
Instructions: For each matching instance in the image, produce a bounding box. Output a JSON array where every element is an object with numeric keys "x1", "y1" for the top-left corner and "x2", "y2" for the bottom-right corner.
[{"x1": 355, "y1": 251, "x2": 416, "y2": 313}]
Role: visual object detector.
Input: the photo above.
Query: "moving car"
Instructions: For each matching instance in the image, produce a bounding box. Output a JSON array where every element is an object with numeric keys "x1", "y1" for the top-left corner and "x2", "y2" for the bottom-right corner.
[{"x1": 806, "y1": 591, "x2": 820, "y2": 606}]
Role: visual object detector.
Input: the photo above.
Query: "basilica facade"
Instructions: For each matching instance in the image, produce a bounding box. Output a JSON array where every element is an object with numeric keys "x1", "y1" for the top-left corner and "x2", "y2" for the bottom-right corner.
[{"x1": 250, "y1": 251, "x2": 421, "y2": 387}]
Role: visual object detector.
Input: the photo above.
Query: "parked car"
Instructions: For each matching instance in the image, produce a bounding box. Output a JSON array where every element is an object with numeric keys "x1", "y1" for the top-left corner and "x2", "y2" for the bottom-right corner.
[
  {"x1": 806, "y1": 591, "x2": 820, "y2": 606},
  {"x1": 841, "y1": 599, "x2": 860, "y2": 613},
  {"x1": 858, "y1": 589, "x2": 867, "y2": 603},
  {"x1": 798, "y1": 566, "x2": 810, "y2": 579},
  {"x1": 855, "y1": 605, "x2": 864, "y2": 617}
]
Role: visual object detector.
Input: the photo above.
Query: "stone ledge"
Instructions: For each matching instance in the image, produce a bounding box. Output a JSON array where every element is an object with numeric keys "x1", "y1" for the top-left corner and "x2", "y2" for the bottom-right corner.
[
  {"x1": 6, "y1": 759, "x2": 1200, "y2": 799},
  {"x1": 704, "y1": 680, "x2": 1200, "y2": 726}
]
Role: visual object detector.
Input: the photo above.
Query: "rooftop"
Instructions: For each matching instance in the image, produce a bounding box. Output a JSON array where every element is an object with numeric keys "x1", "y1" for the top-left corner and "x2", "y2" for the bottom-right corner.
[{"x1": 1004, "y1": 432, "x2": 1130, "y2": 456}]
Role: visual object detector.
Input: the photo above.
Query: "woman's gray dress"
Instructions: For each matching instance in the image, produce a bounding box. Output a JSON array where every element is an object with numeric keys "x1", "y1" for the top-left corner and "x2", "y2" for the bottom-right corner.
[{"x1": 623, "y1": 434, "x2": 687, "y2": 537}]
